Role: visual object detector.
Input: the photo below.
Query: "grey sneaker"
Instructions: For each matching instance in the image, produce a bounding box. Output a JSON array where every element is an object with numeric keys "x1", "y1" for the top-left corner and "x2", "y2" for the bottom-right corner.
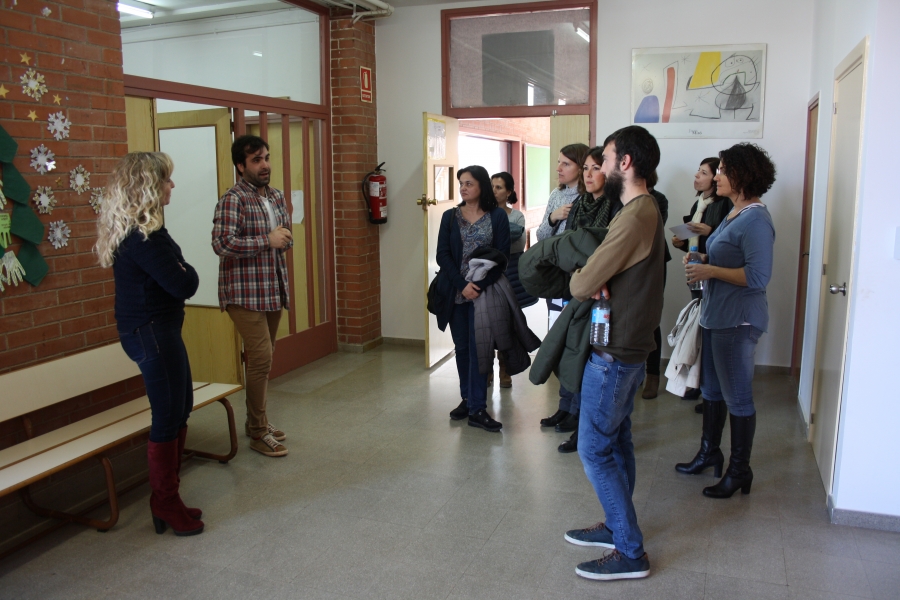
[
  {"x1": 576, "y1": 550, "x2": 650, "y2": 581},
  {"x1": 245, "y1": 421, "x2": 286, "y2": 442},
  {"x1": 250, "y1": 433, "x2": 288, "y2": 457},
  {"x1": 564, "y1": 521, "x2": 615, "y2": 547}
]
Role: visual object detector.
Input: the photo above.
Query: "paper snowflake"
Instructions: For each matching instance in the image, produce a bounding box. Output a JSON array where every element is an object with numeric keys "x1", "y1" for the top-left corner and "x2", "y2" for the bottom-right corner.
[
  {"x1": 90, "y1": 188, "x2": 104, "y2": 214},
  {"x1": 30, "y1": 144, "x2": 57, "y2": 174},
  {"x1": 20, "y1": 69, "x2": 47, "y2": 101},
  {"x1": 69, "y1": 165, "x2": 90, "y2": 194},
  {"x1": 33, "y1": 186, "x2": 57, "y2": 214},
  {"x1": 47, "y1": 111, "x2": 71, "y2": 140},
  {"x1": 48, "y1": 220, "x2": 71, "y2": 249},
  {"x1": 41, "y1": 7, "x2": 51, "y2": 16}
]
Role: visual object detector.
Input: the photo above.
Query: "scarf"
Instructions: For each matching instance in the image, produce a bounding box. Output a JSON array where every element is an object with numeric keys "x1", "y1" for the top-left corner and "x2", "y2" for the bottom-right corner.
[
  {"x1": 689, "y1": 194, "x2": 715, "y2": 249},
  {"x1": 569, "y1": 193, "x2": 612, "y2": 231}
]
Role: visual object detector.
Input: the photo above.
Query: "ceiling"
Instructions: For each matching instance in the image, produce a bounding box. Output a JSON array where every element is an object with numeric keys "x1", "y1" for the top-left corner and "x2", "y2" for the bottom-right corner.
[{"x1": 118, "y1": 0, "x2": 477, "y2": 27}]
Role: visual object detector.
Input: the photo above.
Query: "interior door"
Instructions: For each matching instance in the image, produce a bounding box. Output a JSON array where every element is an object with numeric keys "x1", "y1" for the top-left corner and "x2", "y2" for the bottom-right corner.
[
  {"x1": 810, "y1": 40, "x2": 867, "y2": 493},
  {"x1": 422, "y1": 113, "x2": 459, "y2": 368},
  {"x1": 156, "y1": 107, "x2": 243, "y2": 386}
]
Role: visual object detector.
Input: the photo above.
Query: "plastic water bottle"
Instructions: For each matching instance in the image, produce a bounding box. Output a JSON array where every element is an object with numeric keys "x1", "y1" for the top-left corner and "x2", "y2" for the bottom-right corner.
[
  {"x1": 687, "y1": 246, "x2": 705, "y2": 291},
  {"x1": 590, "y1": 297, "x2": 611, "y2": 347}
]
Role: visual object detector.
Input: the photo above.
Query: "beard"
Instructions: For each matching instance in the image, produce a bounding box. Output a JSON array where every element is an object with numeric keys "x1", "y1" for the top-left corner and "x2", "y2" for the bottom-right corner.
[{"x1": 604, "y1": 167, "x2": 624, "y2": 202}]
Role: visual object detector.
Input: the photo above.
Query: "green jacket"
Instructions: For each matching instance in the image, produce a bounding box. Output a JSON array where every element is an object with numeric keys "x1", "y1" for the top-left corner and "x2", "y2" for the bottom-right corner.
[{"x1": 521, "y1": 227, "x2": 607, "y2": 393}]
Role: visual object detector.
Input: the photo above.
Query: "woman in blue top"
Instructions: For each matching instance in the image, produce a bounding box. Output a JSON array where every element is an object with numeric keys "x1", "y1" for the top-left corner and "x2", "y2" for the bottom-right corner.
[
  {"x1": 435, "y1": 166, "x2": 511, "y2": 432},
  {"x1": 676, "y1": 143, "x2": 776, "y2": 499},
  {"x1": 95, "y1": 152, "x2": 203, "y2": 536}
]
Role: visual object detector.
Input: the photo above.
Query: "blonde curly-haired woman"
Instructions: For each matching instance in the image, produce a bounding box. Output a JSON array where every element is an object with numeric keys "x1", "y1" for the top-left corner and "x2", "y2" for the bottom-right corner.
[{"x1": 95, "y1": 152, "x2": 203, "y2": 536}]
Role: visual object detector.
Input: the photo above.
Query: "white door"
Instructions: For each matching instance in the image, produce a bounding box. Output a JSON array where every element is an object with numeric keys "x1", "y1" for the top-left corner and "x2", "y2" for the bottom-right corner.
[
  {"x1": 809, "y1": 39, "x2": 867, "y2": 493},
  {"x1": 422, "y1": 113, "x2": 459, "y2": 368}
]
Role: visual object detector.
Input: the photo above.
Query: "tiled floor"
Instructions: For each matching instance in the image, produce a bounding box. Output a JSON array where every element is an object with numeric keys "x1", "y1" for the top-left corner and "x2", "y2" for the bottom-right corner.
[{"x1": 2, "y1": 344, "x2": 899, "y2": 599}]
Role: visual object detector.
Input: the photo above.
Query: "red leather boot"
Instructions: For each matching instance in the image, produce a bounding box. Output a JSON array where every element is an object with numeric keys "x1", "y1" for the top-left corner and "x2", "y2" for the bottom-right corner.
[
  {"x1": 176, "y1": 427, "x2": 202, "y2": 520},
  {"x1": 148, "y1": 439, "x2": 204, "y2": 536}
]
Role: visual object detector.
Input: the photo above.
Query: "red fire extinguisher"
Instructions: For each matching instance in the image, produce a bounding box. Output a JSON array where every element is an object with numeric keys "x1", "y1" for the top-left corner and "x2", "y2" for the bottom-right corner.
[{"x1": 362, "y1": 162, "x2": 387, "y2": 225}]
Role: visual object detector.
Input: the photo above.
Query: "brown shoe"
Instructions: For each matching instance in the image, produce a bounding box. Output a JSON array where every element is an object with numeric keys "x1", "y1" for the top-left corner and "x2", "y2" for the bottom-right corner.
[
  {"x1": 642, "y1": 374, "x2": 659, "y2": 399},
  {"x1": 250, "y1": 433, "x2": 288, "y2": 457},
  {"x1": 245, "y1": 421, "x2": 286, "y2": 442},
  {"x1": 498, "y1": 352, "x2": 512, "y2": 388}
]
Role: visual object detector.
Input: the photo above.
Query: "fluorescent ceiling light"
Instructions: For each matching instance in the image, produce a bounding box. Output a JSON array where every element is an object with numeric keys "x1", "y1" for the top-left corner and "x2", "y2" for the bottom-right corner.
[
  {"x1": 118, "y1": 3, "x2": 153, "y2": 18},
  {"x1": 253, "y1": 51, "x2": 263, "y2": 57},
  {"x1": 558, "y1": 98, "x2": 567, "y2": 106},
  {"x1": 576, "y1": 27, "x2": 589, "y2": 42}
]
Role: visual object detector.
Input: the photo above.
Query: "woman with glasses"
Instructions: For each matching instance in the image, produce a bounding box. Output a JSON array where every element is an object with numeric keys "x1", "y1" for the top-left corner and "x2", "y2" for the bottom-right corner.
[{"x1": 676, "y1": 143, "x2": 776, "y2": 499}]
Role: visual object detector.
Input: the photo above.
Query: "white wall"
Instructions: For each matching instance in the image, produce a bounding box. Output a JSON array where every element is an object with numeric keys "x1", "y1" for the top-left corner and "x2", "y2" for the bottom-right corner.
[
  {"x1": 815, "y1": 0, "x2": 900, "y2": 518},
  {"x1": 376, "y1": 0, "x2": 814, "y2": 370}
]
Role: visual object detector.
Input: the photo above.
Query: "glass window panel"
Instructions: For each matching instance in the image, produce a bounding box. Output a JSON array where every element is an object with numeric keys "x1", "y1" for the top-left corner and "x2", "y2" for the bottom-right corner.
[
  {"x1": 458, "y1": 135, "x2": 510, "y2": 178},
  {"x1": 122, "y1": 8, "x2": 321, "y2": 105},
  {"x1": 450, "y1": 8, "x2": 590, "y2": 109},
  {"x1": 525, "y1": 145, "x2": 551, "y2": 209}
]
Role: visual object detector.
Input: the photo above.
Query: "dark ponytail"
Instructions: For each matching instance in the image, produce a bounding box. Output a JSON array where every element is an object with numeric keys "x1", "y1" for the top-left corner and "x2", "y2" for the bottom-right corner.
[{"x1": 491, "y1": 171, "x2": 518, "y2": 205}]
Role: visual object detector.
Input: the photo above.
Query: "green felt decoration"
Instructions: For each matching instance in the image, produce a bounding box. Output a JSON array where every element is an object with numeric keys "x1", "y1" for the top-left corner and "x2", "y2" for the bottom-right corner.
[
  {"x1": 1, "y1": 162, "x2": 31, "y2": 204},
  {"x1": 17, "y1": 242, "x2": 48, "y2": 286},
  {"x1": 0, "y1": 125, "x2": 17, "y2": 164},
  {"x1": 10, "y1": 202, "x2": 44, "y2": 244}
]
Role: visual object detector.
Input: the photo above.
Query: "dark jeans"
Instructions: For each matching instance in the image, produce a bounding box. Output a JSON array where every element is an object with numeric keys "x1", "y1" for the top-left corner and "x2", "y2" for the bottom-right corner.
[
  {"x1": 700, "y1": 326, "x2": 762, "y2": 417},
  {"x1": 118, "y1": 317, "x2": 193, "y2": 443},
  {"x1": 578, "y1": 353, "x2": 645, "y2": 559},
  {"x1": 558, "y1": 383, "x2": 580, "y2": 416},
  {"x1": 448, "y1": 302, "x2": 487, "y2": 414}
]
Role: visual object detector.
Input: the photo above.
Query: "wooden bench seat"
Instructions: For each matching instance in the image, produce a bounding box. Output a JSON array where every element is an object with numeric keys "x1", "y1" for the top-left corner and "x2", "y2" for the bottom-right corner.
[{"x1": 0, "y1": 344, "x2": 243, "y2": 533}]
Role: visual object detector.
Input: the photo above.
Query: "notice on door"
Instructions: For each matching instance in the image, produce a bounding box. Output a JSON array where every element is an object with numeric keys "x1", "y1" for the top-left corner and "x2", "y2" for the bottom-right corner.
[{"x1": 360, "y1": 66, "x2": 373, "y2": 103}]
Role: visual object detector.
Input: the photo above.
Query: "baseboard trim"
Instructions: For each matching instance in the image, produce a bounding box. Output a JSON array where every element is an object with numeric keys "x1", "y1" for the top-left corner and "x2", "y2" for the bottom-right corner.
[
  {"x1": 382, "y1": 337, "x2": 425, "y2": 348},
  {"x1": 828, "y1": 496, "x2": 900, "y2": 532},
  {"x1": 338, "y1": 337, "x2": 384, "y2": 354}
]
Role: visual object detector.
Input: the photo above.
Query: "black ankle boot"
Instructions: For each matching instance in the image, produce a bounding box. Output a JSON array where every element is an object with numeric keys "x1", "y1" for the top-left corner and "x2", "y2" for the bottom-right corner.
[
  {"x1": 704, "y1": 413, "x2": 756, "y2": 499},
  {"x1": 676, "y1": 400, "x2": 727, "y2": 476},
  {"x1": 558, "y1": 430, "x2": 577, "y2": 453}
]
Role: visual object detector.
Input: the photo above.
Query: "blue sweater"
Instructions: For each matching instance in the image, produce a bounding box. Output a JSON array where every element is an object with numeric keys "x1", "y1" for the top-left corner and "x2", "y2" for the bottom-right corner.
[
  {"x1": 113, "y1": 227, "x2": 199, "y2": 332},
  {"x1": 700, "y1": 205, "x2": 775, "y2": 332},
  {"x1": 434, "y1": 206, "x2": 511, "y2": 331}
]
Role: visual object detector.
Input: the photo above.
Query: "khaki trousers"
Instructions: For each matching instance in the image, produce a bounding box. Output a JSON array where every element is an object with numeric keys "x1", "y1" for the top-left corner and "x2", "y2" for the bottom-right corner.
[{"x1": 226, "y1": 305, "x2": 282, "y2": 439}]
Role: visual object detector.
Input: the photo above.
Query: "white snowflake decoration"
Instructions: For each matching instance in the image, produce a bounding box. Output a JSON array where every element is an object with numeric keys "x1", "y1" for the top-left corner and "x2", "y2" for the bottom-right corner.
[
  {"x1": 69, "y1": 165, "x2": 90, "y2": 194},
  {"x1": 30, "y1": 144, "x2": 56, "y2": 175},
  {"x1": 48, "y1": 220, "x2": 71, "y2": 249},
  {"x1": 20, "y1": 69, "x2": 47, "y2": 101},
  {"x1": 41, "y1": 7, "x2": 51, "y2": 16},
  {"x1": 33, "y1": 186, "x2": 57, "y2": 214},
  {"x1": 90, "y1": 187, "x2": 104, "y2": 214},
  {"x1": 47, "y1": 112, "x2": 71, "y2": 140}
]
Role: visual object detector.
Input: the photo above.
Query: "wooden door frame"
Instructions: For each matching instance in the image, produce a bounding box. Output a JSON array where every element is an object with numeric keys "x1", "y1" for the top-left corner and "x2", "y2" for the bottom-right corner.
[
  {"x1": 791, "y1": 95, "x2": 819, "y2": 378},
  {"x1": 441, "y1": 0, "x2": 597, "y2": 145},
  {"x1": 123, "y1": 75, "x2": 337, "y2": 378},
  {"x1": 809, "y1": 37, "x2": 868, "y2": 491}
]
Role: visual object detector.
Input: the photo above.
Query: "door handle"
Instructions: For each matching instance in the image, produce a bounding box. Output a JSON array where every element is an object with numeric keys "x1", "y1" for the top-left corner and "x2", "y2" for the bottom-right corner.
[
  {"x1": 417, "y1": 194, "x2": 437, "y2": 211},
  {"x1": 828, "y1": 282, "x2": 847, "y2": 296}
]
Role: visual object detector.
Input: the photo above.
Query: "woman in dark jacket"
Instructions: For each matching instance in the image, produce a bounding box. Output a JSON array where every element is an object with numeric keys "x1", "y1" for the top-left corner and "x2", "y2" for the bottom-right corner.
[
  {"x1": 435, "y1": 165, "x2": 510, "y2": 433},
  {"x1": 672, "y1": 157, "x2": 734, "y2": 408},
  {"x1": 95, "y1": 152, "x2": 203, "y2": 537}
]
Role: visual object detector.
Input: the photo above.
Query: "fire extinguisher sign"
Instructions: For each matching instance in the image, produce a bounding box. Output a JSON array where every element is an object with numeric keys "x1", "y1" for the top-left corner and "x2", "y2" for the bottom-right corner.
[{"x1": 360, "y1": 67, "x2": 373, "y2": 103}]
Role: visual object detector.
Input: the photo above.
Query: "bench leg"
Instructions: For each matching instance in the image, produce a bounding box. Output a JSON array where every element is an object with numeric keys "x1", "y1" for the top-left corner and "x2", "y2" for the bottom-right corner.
[
  {"x1": 20, "y1": 455, "x2": 120, "y2": 532},
  {"x1": 183, "y1": 397, "x2": 238, "y2": 464}
]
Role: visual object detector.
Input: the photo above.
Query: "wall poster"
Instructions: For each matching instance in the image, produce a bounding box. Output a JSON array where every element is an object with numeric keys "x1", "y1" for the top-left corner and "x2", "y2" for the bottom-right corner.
[{"x1": 631, "y1": 44, "x2": 767, "y2": 139}]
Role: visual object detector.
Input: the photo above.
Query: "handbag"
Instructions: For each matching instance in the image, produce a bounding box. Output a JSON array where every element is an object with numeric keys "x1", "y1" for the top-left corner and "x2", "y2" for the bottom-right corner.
[{"x1": 427, "y1": 273, "x2": 441, "y2": 315}]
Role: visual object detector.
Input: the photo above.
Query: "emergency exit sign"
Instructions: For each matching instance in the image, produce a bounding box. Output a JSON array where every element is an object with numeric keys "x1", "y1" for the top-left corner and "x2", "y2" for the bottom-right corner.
[{"x1": 360, "y1": 67, "x2": 373, "y2": 103}]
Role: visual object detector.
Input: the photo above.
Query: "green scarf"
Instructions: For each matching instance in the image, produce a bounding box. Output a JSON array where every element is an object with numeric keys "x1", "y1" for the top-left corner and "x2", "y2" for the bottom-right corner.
[{"x1": 569, "y1": 193, "x2": 611, "y2": 231}]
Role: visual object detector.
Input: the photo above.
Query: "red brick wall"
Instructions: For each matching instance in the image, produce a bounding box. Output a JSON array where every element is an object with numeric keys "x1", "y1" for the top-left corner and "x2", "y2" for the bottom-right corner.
[
  {"x1": 330, "y1": 17, "x2": 381, "y2": 349},
  {"x1": 0, "y1": 0, "x2": 128, "y2": 374}
]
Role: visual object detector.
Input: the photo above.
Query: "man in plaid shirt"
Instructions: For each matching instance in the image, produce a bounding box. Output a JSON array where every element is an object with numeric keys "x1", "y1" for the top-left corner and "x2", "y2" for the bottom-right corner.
[{"x1": 213, "y1": 135, "x2": 293, "y2": 457}]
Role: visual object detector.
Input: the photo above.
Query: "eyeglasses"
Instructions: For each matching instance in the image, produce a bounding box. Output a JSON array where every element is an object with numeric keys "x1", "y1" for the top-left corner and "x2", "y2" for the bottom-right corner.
[{"x1": 716, "y1": 168, "x2": 725, "y2": 175}]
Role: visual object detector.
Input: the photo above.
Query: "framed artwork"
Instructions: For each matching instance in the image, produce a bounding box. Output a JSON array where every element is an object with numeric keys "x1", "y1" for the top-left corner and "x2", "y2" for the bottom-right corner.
[{"x1": 631, "y1": 44, "x2": 767, "y2": 139}]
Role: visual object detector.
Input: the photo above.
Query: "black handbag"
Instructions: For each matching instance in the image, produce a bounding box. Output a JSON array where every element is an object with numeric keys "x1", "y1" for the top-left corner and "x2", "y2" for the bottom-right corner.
[{"x1": 426, "y1": 274, "x2": 440, "y2": 315}]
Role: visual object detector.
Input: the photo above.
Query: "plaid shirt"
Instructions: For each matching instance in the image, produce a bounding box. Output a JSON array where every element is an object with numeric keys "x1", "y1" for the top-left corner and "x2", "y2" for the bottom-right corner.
[{"x1": 212, "y1": 179, "x2": 291, "y2": 312}]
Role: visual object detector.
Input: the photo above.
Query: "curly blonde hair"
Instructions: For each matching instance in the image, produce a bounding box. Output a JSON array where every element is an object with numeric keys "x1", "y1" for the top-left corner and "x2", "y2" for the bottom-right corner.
[{"x1": 95, "y1": 152, "x2": 173, "y2": 268}]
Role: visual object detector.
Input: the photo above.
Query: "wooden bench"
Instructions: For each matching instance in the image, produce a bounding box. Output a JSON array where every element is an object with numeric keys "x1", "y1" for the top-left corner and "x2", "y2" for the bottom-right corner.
[{"x1": 0, "y1": 343, "x2": 242, "y2": 533}]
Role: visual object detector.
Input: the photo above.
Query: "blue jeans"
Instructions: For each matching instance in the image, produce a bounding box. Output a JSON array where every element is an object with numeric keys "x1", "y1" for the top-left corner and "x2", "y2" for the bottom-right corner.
[
  {"x1": 700, "y1": 326, "x2": 762, "y2": 417},
  {"x1": 448, "y1": 302, "x2": 487, "y2": 414},
  {"x1": 558, "y1": 383, "x2": 580, "y2": 416},
  {"x1": 578, "y1": 353, "x2": 645, "y2": 559},
  {"x1": 118, "y1": 317, "x2": 193, "y2": 443}
]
